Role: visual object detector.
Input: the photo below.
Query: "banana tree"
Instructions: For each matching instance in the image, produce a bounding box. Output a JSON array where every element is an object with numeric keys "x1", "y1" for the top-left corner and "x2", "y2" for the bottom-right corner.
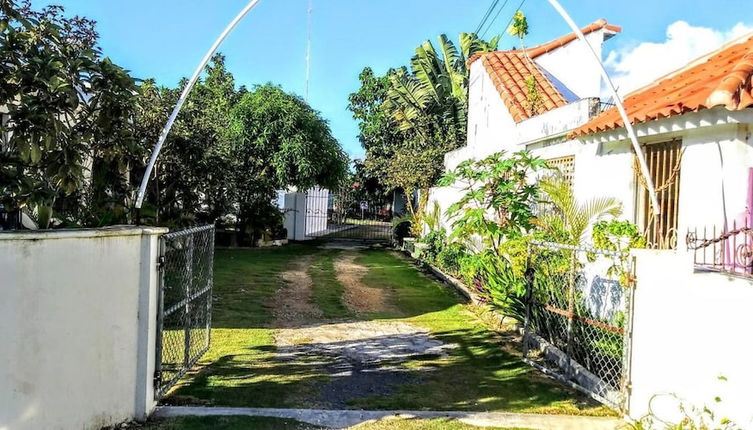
[
  {"x1": 384, "y1": 33, "x2": 499, "y2": 140},
  {"x1": 380, "y1": 32, "x2": 499, "y2": 236}
]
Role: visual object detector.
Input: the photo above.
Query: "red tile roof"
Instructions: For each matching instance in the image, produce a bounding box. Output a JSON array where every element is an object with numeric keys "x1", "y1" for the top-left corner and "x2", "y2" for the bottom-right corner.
[
  {"x1": 468, "y1": 19, "x2": 620, "y2": 123},
  {"x1": 481, "y1": 51, "x2": 569, "y2": 122},
  {"x1": 571, "y1": 33, "x2": 753, "y2": 138}
]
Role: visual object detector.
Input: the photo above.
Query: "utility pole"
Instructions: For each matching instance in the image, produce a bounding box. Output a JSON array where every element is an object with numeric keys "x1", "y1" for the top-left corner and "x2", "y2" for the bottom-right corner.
[{"x1": 305, "y1": 0, "x2": 313, "y2": 101}]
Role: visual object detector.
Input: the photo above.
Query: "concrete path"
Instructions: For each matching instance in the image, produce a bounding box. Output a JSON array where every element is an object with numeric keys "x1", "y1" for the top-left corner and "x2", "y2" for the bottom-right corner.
[{"x1": 154, "y1": 406, "x2": 626, "y2": 429}]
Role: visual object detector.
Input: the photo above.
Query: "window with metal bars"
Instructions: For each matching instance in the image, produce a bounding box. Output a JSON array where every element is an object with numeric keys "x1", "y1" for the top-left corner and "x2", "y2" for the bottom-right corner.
[
  {"x1": 546, "y1": 155, "x2": 575, "y2": 188},
  {"x1": 534, "y1": 155, "x2": 575, "y2": 218},
  {"x1": 636, "y1": 140, "x2": 682, "y2": 249}
]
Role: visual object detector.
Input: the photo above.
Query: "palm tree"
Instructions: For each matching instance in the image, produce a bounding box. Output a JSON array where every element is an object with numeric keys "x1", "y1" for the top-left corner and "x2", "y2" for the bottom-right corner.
[{"x1": 538, "y1": 176, "x2": 623, "y2": 244}]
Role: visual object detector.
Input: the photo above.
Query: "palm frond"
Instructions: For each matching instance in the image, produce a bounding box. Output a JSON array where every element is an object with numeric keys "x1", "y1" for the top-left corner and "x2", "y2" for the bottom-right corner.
[{"x1": 540, "y1": 176, "x2": 622, "y2": 243}]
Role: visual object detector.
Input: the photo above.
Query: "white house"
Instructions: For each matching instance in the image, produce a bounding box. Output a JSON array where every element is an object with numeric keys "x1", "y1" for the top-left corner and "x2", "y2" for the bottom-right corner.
[
  {"x1": 430, "y1": 19, "x2": 753, "y2": 250},
  {"x1": 428, "y1": 21, "x2": 753, "y2": 426}
]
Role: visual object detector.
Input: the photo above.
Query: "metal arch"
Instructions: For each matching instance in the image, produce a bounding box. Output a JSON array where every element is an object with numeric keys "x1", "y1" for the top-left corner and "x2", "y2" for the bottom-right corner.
[
  {"x1": 135, "y1": 0, "x2": 262, "y2": 209},
  {"x1": 544, "y1": 0, "x2": 661, "y2": 215}
]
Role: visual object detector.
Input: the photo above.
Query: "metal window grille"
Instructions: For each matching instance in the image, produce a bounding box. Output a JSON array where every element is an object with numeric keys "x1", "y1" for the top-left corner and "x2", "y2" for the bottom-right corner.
[
  {"x1": 154, "y1": 225, "x2": 215, "y2": 399},
  {"x1": 523, "y1": 241, "x2": 634, "y2": 412},
  {"x1": 637, "y1": 140, "x2": 682, "y2": 249},
  {"x1": 546, "y1": 155, "x2": 575, "y2": 188},
  {"x1": 534, "y1": 155, "x2": 575, "y2": 217}
]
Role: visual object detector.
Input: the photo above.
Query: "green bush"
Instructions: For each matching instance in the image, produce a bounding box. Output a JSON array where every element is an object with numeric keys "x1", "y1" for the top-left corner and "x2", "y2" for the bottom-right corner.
[
  {"x1": 420, "y1": 229, "x2": 446, "y2": 263},
  {"x1": 436, "y1": 242, "x2": 465, "y2": 275}
]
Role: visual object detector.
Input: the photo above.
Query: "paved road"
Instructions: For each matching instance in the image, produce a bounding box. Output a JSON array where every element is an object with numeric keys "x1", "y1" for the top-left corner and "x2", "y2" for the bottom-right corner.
[{"x1": 320, "y1": 222, "x2": 392, "y2": 241}]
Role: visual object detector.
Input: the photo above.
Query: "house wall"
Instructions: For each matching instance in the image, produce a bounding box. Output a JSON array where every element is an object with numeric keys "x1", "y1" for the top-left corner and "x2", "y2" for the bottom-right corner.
[
  {"x1": 678, "y1": 124, "x2": 753, "y2": 235},
  {"x1": 435, "y1": 61, "x2": 605, "y2": 234},
  {"x1": 459, "y1": 60, "x2": 518, "y2": 168},
  {"x1": 437, "y1": 120, "x2": 753, "y2": 244},
  {"x1": 630, "y1": 249, "x2": 753, "y2": 428},
  {"x1": 0, "y1": 226, "x2": 166, "y2": 430},
  {"x1": 534, "y1": 30, "x2": 609, "y2": 99},
  {"x1": 568, "y1": 121, "x2": 753, "y2": 244},
  {"x1": 526, "y1": 133, "x2": 637, "y2": 228}
]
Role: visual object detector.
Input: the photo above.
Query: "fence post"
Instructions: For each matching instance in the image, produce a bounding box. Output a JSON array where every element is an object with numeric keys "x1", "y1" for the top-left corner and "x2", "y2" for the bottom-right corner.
[
  {"x1": 183, "y1": 235, "x2": 194, "y2": 369},
  {"x1": 522, "y1": 243, "x2": 534, "y2": 359},
  {"x1": 565, "y1": 249, "x2": 576, "y2": 378},
  {"x1": 153, "y1": 236, "x2": 166, "y2": 394},
  {"x1": 620, "y1": 254, "x2": 637, "y2": 413},
  {"x1": 205, "y1": 227, "x2": 214, "y2": 349}
]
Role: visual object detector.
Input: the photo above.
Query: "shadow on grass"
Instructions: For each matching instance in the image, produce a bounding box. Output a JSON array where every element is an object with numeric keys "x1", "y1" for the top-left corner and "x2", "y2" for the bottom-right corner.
[
  {"x1": 165, "y1": 244, "x2": 610, "y2": 416},
  {"x1": 168, "y1": 326, "x2": 609, "y2": 415}
]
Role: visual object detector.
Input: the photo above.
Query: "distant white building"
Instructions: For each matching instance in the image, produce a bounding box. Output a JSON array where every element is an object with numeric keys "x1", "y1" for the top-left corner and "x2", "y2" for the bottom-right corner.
[{"x1": 430, "y1": 19, "x2": 753, "y2": 249}]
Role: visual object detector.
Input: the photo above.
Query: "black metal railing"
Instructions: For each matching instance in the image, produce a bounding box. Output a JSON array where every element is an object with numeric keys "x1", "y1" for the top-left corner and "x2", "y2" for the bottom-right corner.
[{"x1": 687, "y1": 222, "x2": 753, "y2": 278}]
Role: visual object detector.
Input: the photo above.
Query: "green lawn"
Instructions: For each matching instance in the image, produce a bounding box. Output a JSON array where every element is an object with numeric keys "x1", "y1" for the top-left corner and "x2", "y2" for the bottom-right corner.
[{"x1": 164, "y1": 244, "x2": 612, "y2": 417}]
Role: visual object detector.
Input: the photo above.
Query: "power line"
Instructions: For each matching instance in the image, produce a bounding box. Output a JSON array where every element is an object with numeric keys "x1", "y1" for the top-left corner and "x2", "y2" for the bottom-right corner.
[
  {"x1": 474, "y1": 0, "x2": 500, "y2": 35},
  {"x1": 479, "y1": 0, "x2": 511, "y2": 38},
  {"x1": 490, "y1": 0, "x2": 528, "y2": 40}
]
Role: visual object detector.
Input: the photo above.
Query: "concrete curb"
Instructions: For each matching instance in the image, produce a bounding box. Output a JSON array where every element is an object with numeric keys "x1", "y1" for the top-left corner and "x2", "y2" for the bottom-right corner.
[{"x1": 154, "y1": 406, "x2": 625, "y2": 429}]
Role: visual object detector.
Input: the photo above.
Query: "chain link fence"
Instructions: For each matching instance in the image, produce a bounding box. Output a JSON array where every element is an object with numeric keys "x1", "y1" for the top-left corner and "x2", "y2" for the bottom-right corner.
[
  {"x1": 155, "y1": 225, "x2": 215, "y2": 399},
  {"x1": 523, "y1": 241, "x2": 634, "y2": 411}
]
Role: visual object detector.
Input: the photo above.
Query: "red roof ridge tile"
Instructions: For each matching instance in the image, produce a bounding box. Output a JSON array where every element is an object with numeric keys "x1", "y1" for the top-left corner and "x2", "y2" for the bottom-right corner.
[
  {"x1": 527, "y1": 19, "x2": 621, "y2": 59},
  {"x1": 467, "y1": 18, "x2": 620, "y2": 68}
]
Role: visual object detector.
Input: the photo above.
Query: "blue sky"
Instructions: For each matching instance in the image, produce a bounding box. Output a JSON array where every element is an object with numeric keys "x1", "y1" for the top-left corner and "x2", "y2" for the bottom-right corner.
[{"x1": 41, "y1": 0, "x2": 753, "y2": 159}]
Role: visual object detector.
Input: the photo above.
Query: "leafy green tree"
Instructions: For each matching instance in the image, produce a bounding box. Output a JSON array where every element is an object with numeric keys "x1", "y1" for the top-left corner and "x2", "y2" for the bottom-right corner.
[
  {"x1": 351, "y1": 33, "x2": 498, "y2": 235},
  {"x1": 383, "y1": 33, "x2": 499, "y2": 140},
  {"x1": 350, "y1": 160, "x2": 390, "y2": 204},
  {"x1": 440, "y1": 151, "x2": 549, "y2": 250},
  {"x1": 0, "y1": 0, "x2": 140, "y2": 226},
  {"x1": 228, "y1": 83, "x2": 348, "y2": 234},
  {"x1": 439, "y1": 151, "x2": 549, "y2": 319},
  {"x1": 135, "y1": 54, "x2": 240, "y2": 226}
]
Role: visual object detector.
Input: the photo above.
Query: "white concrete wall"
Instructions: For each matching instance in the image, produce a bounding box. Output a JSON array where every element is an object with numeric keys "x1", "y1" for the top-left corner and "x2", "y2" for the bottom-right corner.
[
  {"x1": 534, "y1": 30, "x2": 611, "y2": 100},
  {"x1": 439, "y1": 122, "x2": 753, "y2": 245},
  {"x1": 284, "y1": 192, "x2": 308, "y2": 241},
  {"x1": 678, "y1": 124, "x2": 753, "y2": 235},
  {"x1": 570, "y1": 121, "x2": 753, "y2": 242},
  {"x1": 459, "y1": 60, "x2": 518, "y2": 169},
  {"x1": 630, "y1": 250, "x2": 753, "y2": 428},
  {"x1": 0, "y1": 226, "x2": 166, "y2": 430}
]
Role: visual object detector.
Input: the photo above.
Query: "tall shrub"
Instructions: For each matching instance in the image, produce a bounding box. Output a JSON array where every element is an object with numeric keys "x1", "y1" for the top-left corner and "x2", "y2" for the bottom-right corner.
[{"x1": 0, "y1": 0, "x2": 140, "y2": 226}]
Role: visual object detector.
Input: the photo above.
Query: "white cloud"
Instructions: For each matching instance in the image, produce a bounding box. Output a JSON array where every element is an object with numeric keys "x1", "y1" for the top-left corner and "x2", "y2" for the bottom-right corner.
[{"x1": 604, "y1": 21, "x2": 753, "y2": 96}]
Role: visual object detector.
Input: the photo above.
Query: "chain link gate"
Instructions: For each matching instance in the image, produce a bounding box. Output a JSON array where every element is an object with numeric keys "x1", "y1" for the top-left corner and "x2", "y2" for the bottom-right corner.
[
  {"x1": 523, "y1": 241, "x2": 634, "y2": 412},
  {"x1": 154, "y1": 225, "x2": 215, "y2": 399}
]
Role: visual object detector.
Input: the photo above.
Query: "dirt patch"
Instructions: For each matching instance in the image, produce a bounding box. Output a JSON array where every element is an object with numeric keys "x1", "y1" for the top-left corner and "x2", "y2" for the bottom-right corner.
[
  {"x1": 275, "y1": 321, "x2": 455, "y2": 364},
  {"x1": 334, "y1": 253, "x2": 393, "y2": 315},
  {"x1": 272, "y1": 255, "x2": 323, "y2": 328},
  {"x1": 274, "y1": 320, "x2": 456, "y2": 409}
]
